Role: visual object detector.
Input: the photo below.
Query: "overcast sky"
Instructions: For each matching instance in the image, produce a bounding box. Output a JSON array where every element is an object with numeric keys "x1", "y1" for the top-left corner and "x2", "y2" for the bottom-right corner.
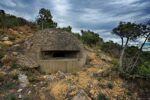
[{"x1": 0, "y1": 0, "x2": 150, "y2": 43}]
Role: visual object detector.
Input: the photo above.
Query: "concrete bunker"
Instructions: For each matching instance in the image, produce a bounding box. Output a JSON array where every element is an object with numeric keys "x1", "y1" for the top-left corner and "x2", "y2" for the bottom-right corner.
[{"x1": 23, "y1": 29, "x2": 86, "y2": 73}]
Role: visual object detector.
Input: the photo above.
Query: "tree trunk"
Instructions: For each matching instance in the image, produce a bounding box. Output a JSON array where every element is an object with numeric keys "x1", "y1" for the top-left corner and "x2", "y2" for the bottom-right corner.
[
  {"x1": 140, "y1": 33, "x2": 150, "y2": 51},
  {"x1": 42, "y1": 22, "x2": 43, "y2": 30},
  {"x1": 130, "y1": 33, "x2": 150, "y2": 72},
  {"x1": 121, "y1": 37, "x2": 124, "y2": 47},
  {"x1": 119, "y1": 38, "x2": 129, "y2": 73}
]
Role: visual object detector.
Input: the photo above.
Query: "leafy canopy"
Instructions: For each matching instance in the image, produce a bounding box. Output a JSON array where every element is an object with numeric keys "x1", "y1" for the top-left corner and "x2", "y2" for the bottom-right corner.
[{"x1": 36, "y1": 8, "x2": 57, "y2": 29}]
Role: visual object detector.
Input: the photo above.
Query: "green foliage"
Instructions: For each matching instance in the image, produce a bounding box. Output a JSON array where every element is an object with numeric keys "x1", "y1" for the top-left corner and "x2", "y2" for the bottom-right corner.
[
  {"x1": 0, "y1": 51, "x2": 5, "y2": 59},
  {"x1": 28, "y1": 75, "x2": 39, "y2": 83},
  {"x1": 73, "y1": 33, "x2": 82, "y2": 40},
  {"x1": 125, "y1": 46, "x2": 139, "y2": 57},
  {"x1": 81, "y1": 30, "x2": 103, "y2": 46},
  {"x1": 98, "y1": 83, "x2": 106, "y2": 89},
  {"x1": 4, "y1": 82, "x2": 17, "y2": 89},
  {"x1": 0, "y1": 71, "x2": 5, "y2": 82},
  {"x1": 101, "y1": 41, "x2": 122, "y2": 58},
  {"x1": 0, "y1": 10, "x2": 34, "y2": 28},
  {"x1": 23, "y1": 96, "x2": 33, "y2": 100},
  {"x1": 126, "y1": 91, "x2": 132, "y2": 96},
  {"x1": 9, "y1": 35, "x2": 16, "y2": 41},
  {"x1": 36, "y1": 8, "x2": 57, "y2": 29},
  {"x1": 4, "y1": 94, "x2": 16, "y2": 100},
  {"x1": 111, "y1": 59, "x2": 120, "y2": 72},
  {"x1": 112, "y1": 22, "x2": 143, "y2": 41},
  {"x1": 61, "y1": 26, "x2": 72, "y2": 32},
  {"x1": 97, "y1": 93, "x2": 109, "y2": 100},
  {"x1": 107, "y1": 82, "x2": 114, "y2": 89},
  {"x1": 11, "y1": 60, "x2": 18, "y2": 69},
  {"x1": 138, "y1": 61, "x2": 150, "y2": 77}
]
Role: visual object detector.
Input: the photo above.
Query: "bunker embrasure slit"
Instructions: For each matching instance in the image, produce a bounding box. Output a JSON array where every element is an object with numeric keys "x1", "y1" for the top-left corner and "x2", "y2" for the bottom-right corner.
[{"x1": 41, "y1": 50, "x2": 79, "y2": 59}]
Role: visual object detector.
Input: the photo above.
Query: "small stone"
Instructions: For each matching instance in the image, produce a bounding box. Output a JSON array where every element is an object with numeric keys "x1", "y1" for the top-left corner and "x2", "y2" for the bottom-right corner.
[
  {"x1": 2, "y1": 36, "x2": 9, "y2": 41},
  {"x1": 17, "y1": 89, "x2": 23, "y2": 93},
  {"x1": 90, "y1": 89, "x2": 95, "y2": 95},
  {"x1": 47, "y1": 75, "x2": 55, "y2": 81},
  {"x1": 18, "y1": 94, "x2": 22, "y2": 99},
  {"x1": 3, "y1": 41, "x2": 13, "y2": 45},
  {"x1": 28, "y1": 91, "x2": 31, "y2": 95},
  {"x1": 72, "y1": 89, "x2": 91, "y2": 100},
  {"x1": 12, "y1": 52, "x2": 18, "y2": 56},
  {"x1": 19, "y1": 32, "x2": 23, "y2": 34},
  {"x1": 18, "y1": 74, "x2": 29, "y2": 87},
  {"x1": 56, "y1": 71, "x2": 66, "y2": 79}
]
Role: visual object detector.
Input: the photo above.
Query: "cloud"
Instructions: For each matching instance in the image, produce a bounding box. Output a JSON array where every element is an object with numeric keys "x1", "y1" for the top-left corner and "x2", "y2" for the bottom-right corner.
[{"x1": 0, "y1": 0, "x2": 150, "y2": 43}]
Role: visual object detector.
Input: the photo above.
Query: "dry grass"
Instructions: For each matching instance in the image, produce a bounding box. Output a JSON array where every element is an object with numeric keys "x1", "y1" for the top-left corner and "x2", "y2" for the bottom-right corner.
[{"x1": 49, "y1": 80, "x2": 69, "y2": 100}]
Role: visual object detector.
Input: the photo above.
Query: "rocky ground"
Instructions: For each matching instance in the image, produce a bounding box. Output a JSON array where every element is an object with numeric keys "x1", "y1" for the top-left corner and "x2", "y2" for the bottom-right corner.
[
  {"x1": 0, "y1": 45, "x2": 147, "y2": 100},
  {"x1": 0, "y1": 25, "x2": 34, "y2": 46},
  {"x1": 0, "y1": 28, "x2": 149, "y2": 100}
]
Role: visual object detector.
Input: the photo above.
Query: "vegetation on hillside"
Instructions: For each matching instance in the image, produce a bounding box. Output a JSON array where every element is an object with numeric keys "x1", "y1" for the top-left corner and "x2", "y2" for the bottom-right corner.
[
  {"x1": 0, "y1": 8, "x2": 150, "y2": 99},
  {"x1": 0, "y1": 10, "x2": 35, "y2": 29}
]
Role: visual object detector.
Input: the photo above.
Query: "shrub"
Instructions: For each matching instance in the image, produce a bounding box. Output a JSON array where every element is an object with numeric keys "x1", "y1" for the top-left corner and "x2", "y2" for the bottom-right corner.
[
  {"x1": 138, "y1": 61, "x2": 150, "y2": 77},
  {"x1": 97, "y1": 77, "x2": 102, "y2": 81},
  {"x1": 11, "y1": 60, "x2": 18, "y2": 69},
  {"x1": 4, "y1": 81, "x2": 17, "y2": 89},
  {"x1": 101, "y1": 41, "x2": 121, "y2": 58},
  {"x1": 81, "y1": 30, "x2": 103, "y2": 46},
  {"x1": 9, "y1": 70, "x2": 19, "y2": 80},
  {"x1": 98, "y1": 83, "x2": 106, "y2": 89},
  {"x1": 107, "y1": 82, "x2": 114, "y2": 89},
  {"x1": 0, "y1": 71, "x2": 6, "y2": 81},
  {"x1": 23, "y1": 96, "x2": 33, "y2": 100},
  {"x1": 126, "y1": 91, "x2": 132, "y2": 96},
  {"x1": 28, "y1": 75, "x2": 40, "y2": 83},
  {"x1": 97, "y1": 93, "x2": 109, "y2": 100},
  {"x1": 0, "y1": 52, "x2": 4, "y2": 59},
  {"x1": 111, "y1": 59, "x2": 119, "y2": 71},
  {"x1": 9, "y1": 35, "x2": 16, "y2": 41},
  {"x1": 4, "y1": 94, "x2": 16, "y2": 100}
]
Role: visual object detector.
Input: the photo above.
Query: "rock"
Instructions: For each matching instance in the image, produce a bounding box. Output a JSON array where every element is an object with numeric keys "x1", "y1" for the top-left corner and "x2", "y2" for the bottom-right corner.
[
  {"x1": 3, "y1": 41, "x2": 13, "y2": 45},
  {"x1": 10, "y1": 44, "x2": 22, "y2": 51},
  {"x1": 28, "y1": 91, "x2": 31, "y2": 95},
  {"x1": 56, "y1": 71, "x2": 66, "y2": 79},
  {"x1": 13, "y1": 44, "x2": 20, "y2": 47},
  {"x1": 16, "y1": 54, "x2": 39, "y2": 69},
  {"x1": 47, "y1": 75, "x2": 56, "y2": 81},
  {"x1": 2, "y1": 37, "x2": 9, "y2": 41},
  {"x1": 18, "y1": 73, "x2": 29, "y2": 87},
  {"x1": 12, "y1": 52, "x2": 18, "y2": 56},
  {"x1": 89, "y1": 89, "x2": 95, "y2": 95},
  {"x1": 100, "y1": 54, "x2": 112, "y2": 62},
  {"x1": 72, "y1": 90, "x2": 91, "y2": 100},
  {"x1": 17, "y1": 89, "x2": 23, "y2": 93},
  {"x1": 19, "y1": 32, "x2": 23, "y2": 34},
  {"x1": 89, "y1": 89, "x2": 98, "y2": 99},
  {"x1": 18, "y1": 94, "x2": 22, "y2": 99}
]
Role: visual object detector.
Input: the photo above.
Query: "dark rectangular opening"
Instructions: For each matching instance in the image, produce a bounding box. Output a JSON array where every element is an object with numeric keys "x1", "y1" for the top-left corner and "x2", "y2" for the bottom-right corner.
[{"x1": 41, "y1": 50, "x2": 79, "y2": 59}]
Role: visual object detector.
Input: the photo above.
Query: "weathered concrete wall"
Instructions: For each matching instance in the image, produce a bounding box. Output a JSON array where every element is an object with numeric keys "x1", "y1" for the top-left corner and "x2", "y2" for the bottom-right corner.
[{"x1": 39, "y1": 59, "x2": 82, "y2": 73}]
